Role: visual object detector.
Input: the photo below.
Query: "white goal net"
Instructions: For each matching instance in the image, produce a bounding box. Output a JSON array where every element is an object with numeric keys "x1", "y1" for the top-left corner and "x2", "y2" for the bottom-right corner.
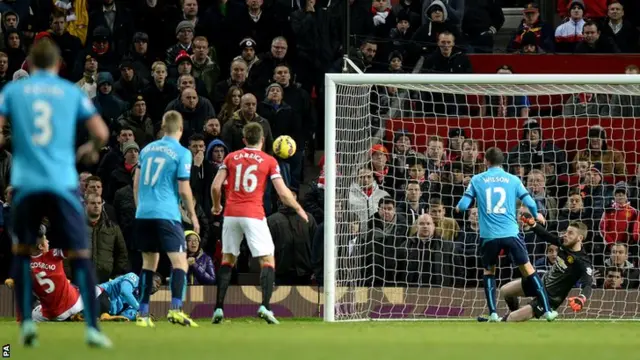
[{"x1": 323, "y1": 74, "x2": 640, "y2": 321}]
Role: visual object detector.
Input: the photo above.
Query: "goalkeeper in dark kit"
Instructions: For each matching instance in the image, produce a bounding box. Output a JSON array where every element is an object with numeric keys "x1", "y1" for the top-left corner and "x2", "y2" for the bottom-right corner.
[{"x1": 498, "y1": 214, "x2": 594, "y2": 322}]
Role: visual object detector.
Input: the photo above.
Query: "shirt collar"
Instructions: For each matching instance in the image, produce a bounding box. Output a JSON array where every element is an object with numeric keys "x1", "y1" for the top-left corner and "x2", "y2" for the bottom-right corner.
[{"x1": 103, "y1": 3, "x2": 116, "y2": 12}]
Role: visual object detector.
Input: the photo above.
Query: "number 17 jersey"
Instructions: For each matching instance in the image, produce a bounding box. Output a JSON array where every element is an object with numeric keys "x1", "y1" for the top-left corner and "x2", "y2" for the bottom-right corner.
[
  {"x1": 136, "y1": 136, "x2": 192, "y2": 222},
  {"x1": 222, "y1": 147, "x2": 281, "y2": 220}
]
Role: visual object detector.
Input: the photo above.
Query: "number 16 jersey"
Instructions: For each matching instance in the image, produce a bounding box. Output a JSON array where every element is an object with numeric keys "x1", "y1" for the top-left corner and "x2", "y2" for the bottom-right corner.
[
  {"x1": 136, "y1": 136, "x2": 192, "y2": 222},
  {"x1": 221, "y1": 147, "x2": 281, "y2": 220}
]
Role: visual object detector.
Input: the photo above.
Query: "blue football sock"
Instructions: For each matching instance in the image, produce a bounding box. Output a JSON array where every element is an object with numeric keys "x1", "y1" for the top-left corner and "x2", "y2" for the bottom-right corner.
[
  {"x1": 170, "y1": 269, "x2": 186, "y2": 310},
  {"x1": 529, "y1": 273, "x2": 552, "y2": 313},
  {"x1": 483, "y1": 274, "x2": 497, "y2": 315},
  {"x1": 12, "y1": 255, "x2": 33, "y2": 323},
  {"x1": 71, "y1": 258, "x2": 99, "y2": 330},
  {"x1": 138, "y1": 269, "x2": 155, "y2": 316}
]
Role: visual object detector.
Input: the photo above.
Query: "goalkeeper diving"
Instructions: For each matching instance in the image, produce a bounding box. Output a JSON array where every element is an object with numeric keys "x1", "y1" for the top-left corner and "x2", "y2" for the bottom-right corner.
[{"x1": 498, "y1": 215, "x2": 594, "y2": 322}]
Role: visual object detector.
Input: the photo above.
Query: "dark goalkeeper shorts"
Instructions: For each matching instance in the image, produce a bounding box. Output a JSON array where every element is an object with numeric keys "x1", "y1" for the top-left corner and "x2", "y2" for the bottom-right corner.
[{"x1": 480, "y1": 236, "x2": 529, "y2": 270}]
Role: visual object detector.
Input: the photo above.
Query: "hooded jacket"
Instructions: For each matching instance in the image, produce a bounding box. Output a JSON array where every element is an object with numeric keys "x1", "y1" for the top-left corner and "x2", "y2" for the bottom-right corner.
[
  {"x1": 573, "y1": 126, "x2": 626, "y2": 176},
  {"x1": 507, "y1": 119, "x2": 568, "y2": 175},
  {"x1": 186, "y1": 230, "x2": 216, "y2": 285},
  {"x1": 411, "y1": 0, "x2": 460, "y2": 55}
]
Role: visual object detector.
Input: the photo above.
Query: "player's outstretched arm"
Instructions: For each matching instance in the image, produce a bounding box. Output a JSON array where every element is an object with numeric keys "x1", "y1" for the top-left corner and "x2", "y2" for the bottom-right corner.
[
  {"x1": 520, "y1": 214, "x2": 561, "y2": 246},
  {"x1": 77, "y1": 114, "x2": 109, "y2": 164},
  {"x1": 210, "y1": 168, "x2": 227, "y2": 215},
  {"x1": 569, "y1": 266, "x2": 594, "y2": 312},
  {"x1": 178, "y1": 180, "x2": 200, "y2": 234},
  {"x1": 456, "y1": 177, "x2": 475, "y2": 212},
  {"x1": 273, "y1": 178, "x2": 308, "y2": 222}
]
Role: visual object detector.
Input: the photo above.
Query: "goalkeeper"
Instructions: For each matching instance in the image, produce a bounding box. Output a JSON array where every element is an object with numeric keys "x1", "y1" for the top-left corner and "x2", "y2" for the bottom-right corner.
[{"x1": 500, "y1": 215, "x2": 594, "y2": 322}]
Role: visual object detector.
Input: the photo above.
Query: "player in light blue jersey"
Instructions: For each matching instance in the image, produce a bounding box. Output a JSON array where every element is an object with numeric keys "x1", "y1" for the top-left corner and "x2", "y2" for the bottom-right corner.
[
  {"x1": 456, "y1": 147, "x2": 557, "y2": 322},
  {"x1": 97, "y1": 272, "x2": 161, "y2": 321},
  {"x1": 133, "y1": 110, "x2": 199, "y2": 328},
  {"x1": 0, "y1": 39, "x2": 111, "y2": 347}
]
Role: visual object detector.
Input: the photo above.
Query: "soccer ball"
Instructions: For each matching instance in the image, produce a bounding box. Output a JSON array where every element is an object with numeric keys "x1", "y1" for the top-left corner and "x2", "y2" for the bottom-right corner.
[{"x1": 273, "y1": 135, "x2": 296, "y2": 159}]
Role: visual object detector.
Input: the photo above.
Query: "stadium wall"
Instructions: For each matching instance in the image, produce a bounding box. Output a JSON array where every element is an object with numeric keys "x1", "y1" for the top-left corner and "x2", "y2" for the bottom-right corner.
[
  {"x1": 0, "y1": 287, "x2": 637, "y2": 320},
  {"x1": 468, "y1": 54, "x2": 640, "y2": 74}
]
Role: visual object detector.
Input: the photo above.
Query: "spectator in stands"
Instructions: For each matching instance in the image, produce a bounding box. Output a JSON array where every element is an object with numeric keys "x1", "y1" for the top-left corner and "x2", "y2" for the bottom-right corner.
[
  {"x1": 268, "y1": 188, "x2": 317, "y2": 285},
  {"x1": 555, "y1": 187, "x2": 594, "y2": 233},
  {"x1": 601, "y1": 2, "x2": 639, "y2": 53},
  {"x1": 483, "y1": 65, "x2": 530, "y2": 118},
  {"x1": 392, "y1": 0, "x2": 422, "y2": 30},
  {"x1": 507, "y1": 3, "x2": 554, "y2": 53},
  {"x1": 527, "y1": 169, "x2": 558, "y2": 221},
  {"x1": 370, "y1": 0, "x2": 396, "y2": 40},
  {"x1": 50, "y1": 11, "x2": 82, "y2": 73},
  {"x1": 391, "y1": 130, "x2": 424, "y2": 177},
  {"x1": 79, "y1": 171, "x2": 92, "y2": 197},
  {"x1": 573, "y1": 125, "x2": 626, "y2": 176},
  {"x1": 2, "y1": 11, "x2": 19, "y2": 33},
  {"x1": 369, "y1": 197, "x2": 409, "y2": 284},
  {"x1": 405, "y1": 156, "x2": 430, "y2": 199},
  {"x1": 459, "y1": 139, "x2": 485, "y2": 177},
  {"x1": 557, "y1": 0, "x2": 607, "y2": 22},
  {"x1": 600, "y1": 182, "x2": 640, "y2": 245},
  {"x1": 113, "y1": 179, "x2": 137, "y2": 272},
  {"x1": 0, "y1": 141, "x2": 10, "y2": 198},
  {"x1": 0, "y1": 52, "x2": 9, "y2": 91},
  {"x1": 188, "y1": 133, "x2": 207, "y2": 206},
  {"x1": 113, "y1": 59, "x2": 148, "y2": 105},
  {"x1": 85, "y1": 175, "x2": 117, "y2": 222},
  {"x1": 76, "y1": 54, "x2": 98, "y2": 98},
  {"x1": 236, "y1": 38, "x2": 259, "y2": 74},
  {"x1": 563, "y1": 90, "x2": 610, "y2": 117},
  {"x1": 397, "y1": 180, "x2": 428, "y2": 227},
  {"x1": 127, "y1": 32, "x2": 152, "y2": 81},
  {"x1": 166, "y1": 87, "x2": 216, "y2": 146},
  {"x1": 421, "y1": 0, "x2": 463, "y2": 30},
  {"x1": 303, "y1": 162, "x2": 327, "y2": 224},
  {"x1": 176, "y1": 0, "x2": 207, "y2": 37},
  {"x1": 191, "y1": 36, "x2": 220, "y2": 99},
  {"x1": 427, "y1": 197, "x2": 459, "y2": 241},
  {"x1": 166, "y1": 21, "x2": 195, "y2": 66},
  {"x1": 461, "y1": 0, "x2": 504, "y2": 54},
  {"x1": 98, "y1": 126, "x2": 134, "y2": 182},
  {"x1": 228, "y1": 0, "x2": 284, "y2": 56},
  {"x1": 203, "y1": 118, "x2": 221, "y2": 147},
  {"x1": 87, "y1": 0, "x2": 134, "y2": 56},
  {"x1": 581, "y1": 163, "x2": 613, "y2": 221},
  {"x1": 174, "y1": 51, "x2": 208, "y2": 99},
  {"x1": 411, "y1": 0, "x2": 460, "y2": 56},
  {"x1": 425, "y1": 135, "x2": 446, "y2": 180},
  {"x1": 346, "y1": 39, "x2": 378, "y2": 73},
  {"x1": 143, "y1": 62, "x2": 179, "y2": 127},
  {"x1": 446, "y1": 128, "x2": 466, "y2": 162},
  {"x1": 432, "y1": 161, "x2": 465, "y2": 217},
  {"x1": 574, "y1": 21, "x2": 620, "y2": 53},
  {"x1": 518, "y1": 31, "x2": 545, "y2": 54},
  {"x1": 534, "y1": 244, "x2": 558, "y2": 275},
  {"x1": 405, "y1": 213, "x2": 454, "y2": 286},
  {"x1": 85, "y1": 192, "x2": 128, "y2": 283},
  {"x1": 508, "y1": 119, "x2": 568, "y2": 176},
  {"x1": 179, "y1": 194, "x2": 209, "y2": 246},
  {"x1": 213, "y1": 59, "x2": 251, "y2": 113},
  {"x1": 221, "y1": 93, "x2": 273, "y2": 154},
  {"x1": 454, "y1": 207, "x2": 481, "y2": 285},
  {"x1": 389, "y1": 13, "x2": 414, "y2": 58},
  {"x1": 348, "y1": 166, "x2": 390, "y2": 223},
  {"x1": 607, "y1": 65, "x2": 640, "y2": 117},
  {"x1": 218, "y1": 86, "x2": 243, "y2": 125},
  {"x1": 628, "y1": 164, "x2": 640, "y2": 211},
  {"x1": 368, "y1": 144, "x2": 397, "y2": 197},
  {"x1": 554, "y1": 0, "x2": 586, "y2": 53},
  {"x1": 605, "y1": 243, "x2": 636, "y2": 270},
  {"x1": 106, "y1": 141, "x2": 139, "y2": 203},
  {"x1": 73, "y1": 26, "x2": 119, "y2": 81},
  {"x1": 376, "y1": 83, "x2": 412, "y2": 119},
  {"x1": 602, "y1": 267, "x2": 634, "y2": 289},
  {"x1": 186, "y1": 230, "x2": 216, "y2": 285},
  {"x1": 202, "y1": 138, "x2": 228, "y2": 218},
  {"x1": 250, "y1": 36, "x2": 289, "y2": 97},
  {"x1": 116, "y1": 95, "x2": 154, "y2": 148},
  {"x1": 93, "y1": 72, "x2": 127, "y2": 131},
  {"x1": 4, "y1": 28, "x2": 25, "y2": 77}
]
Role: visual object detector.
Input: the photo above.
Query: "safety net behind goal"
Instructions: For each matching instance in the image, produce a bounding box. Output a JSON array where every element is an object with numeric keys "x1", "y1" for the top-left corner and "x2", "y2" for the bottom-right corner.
[{"x1": 324, "y1": 76, "x2": 640, "y2": 321}]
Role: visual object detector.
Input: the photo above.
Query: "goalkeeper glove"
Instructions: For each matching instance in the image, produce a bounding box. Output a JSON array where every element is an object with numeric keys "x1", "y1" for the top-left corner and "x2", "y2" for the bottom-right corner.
[
  {"x1": 567, "y1": 295, "x2": 586, "y2": 312},
  {"x1": 520, "y1": 213, "x2": 536, "y2": 227}
]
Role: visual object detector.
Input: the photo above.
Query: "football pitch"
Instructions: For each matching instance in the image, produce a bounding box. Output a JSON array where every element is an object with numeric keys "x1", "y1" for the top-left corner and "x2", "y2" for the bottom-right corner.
[{"x1": 0, "y1": 319, "x2": 637, "y2": 360}]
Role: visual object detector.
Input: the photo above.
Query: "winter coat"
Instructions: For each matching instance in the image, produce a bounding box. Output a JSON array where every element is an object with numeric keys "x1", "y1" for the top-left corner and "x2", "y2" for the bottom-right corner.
[
  {"x1": 600, "y1": 202, "x2": 640, "y2": 244},
  {"x1": 348, "y1": 182, "x2": 390, "y2": 224},
  {"x1": 117, "y1": 111, "x2": 155, "y2": 148},
  {"x1": 187, "y1": 250, "x2": 216, "y2": 285},
  {"x1": 191, "y1": 55, "x2": 220, "y2": 99},
  {"x1": 268, "y1": 206, "x2": 317, "y2": 278},
  {"x1": 113, "y1": 184, "x2": 136, "y2": 249},
  {"x1": 220, "y1": 110, "x2": 274, "y2": 154},
  {"x1": 88, "y1": 214, "x2": 128, "y2": 283},
  {"x1": 164, "y1": 96, "x2": 216, "y2": 146}
]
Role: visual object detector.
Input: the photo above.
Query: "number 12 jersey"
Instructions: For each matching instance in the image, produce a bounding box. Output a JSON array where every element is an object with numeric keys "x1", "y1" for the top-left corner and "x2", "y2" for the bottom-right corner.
[{"x1": 221, "y1": 147, "x2": 281, "y2": 220}]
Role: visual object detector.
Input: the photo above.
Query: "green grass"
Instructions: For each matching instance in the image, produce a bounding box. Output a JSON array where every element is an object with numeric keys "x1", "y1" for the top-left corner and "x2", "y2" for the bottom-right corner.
[{"x1": 1, "y1": 319, "x2": 638, "y2": 360}]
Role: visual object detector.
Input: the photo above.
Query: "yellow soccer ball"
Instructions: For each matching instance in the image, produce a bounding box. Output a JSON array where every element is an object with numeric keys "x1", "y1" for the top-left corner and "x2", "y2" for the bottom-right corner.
[{"x1": 273, "y1": 135, "x2": 297, "y2": 159}]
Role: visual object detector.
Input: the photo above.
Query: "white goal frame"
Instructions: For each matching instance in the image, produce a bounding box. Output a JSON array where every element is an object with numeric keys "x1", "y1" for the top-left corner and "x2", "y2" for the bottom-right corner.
[{"x1": 322, "y1": 73, "x2": 640, "y2": 322}]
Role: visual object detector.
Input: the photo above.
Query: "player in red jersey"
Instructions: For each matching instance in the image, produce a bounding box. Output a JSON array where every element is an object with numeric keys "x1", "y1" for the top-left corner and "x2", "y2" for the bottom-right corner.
[
  {"x1": 210, "y1": 122, "x2": 307, "y2": 324},
  {"x1": 10, "y1": 236, "x2": 84, "y2": 322}
]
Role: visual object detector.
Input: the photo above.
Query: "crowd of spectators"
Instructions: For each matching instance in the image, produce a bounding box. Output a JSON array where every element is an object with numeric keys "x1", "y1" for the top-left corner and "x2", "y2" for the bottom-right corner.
[{"x1": 0, "y1": 0, "x2": 637, "y2": 295}]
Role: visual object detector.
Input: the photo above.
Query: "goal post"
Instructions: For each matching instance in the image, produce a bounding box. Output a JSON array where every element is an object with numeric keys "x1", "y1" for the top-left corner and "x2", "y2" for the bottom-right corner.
[{"x1": 323, "y1": 73, "x2": 640, "y2": 322}]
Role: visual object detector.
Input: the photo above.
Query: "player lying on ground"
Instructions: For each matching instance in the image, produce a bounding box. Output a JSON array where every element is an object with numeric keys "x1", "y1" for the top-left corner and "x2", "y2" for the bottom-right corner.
[
  {"x1": 210, "y1": 121, "x2": 308, "y2": 325},
  {"x1": 498, "y1": 215, "x2": 593, "y2": 322},
  {"x1": 5, "y1": 234, "x2": 84, "y2": 323},
  {"x1": 133, "y1": 110, "x2": 200, "y2": 328},
  {"x1": 0, "y1": 39, "x2": 111, "y2": 347},
  {"x1": 95, "y1": 272, "x2": 162, "y2": 321},
  {"x1": 456, "y1": 147, "x2": 557, "y2": 322}
]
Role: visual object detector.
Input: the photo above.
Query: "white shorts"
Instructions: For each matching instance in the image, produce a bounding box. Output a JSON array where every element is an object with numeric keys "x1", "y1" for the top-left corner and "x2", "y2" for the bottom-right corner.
[
  {"x1": 222, "y1": 216, "x2": 274, "y2": 257},
  {"x1": 32, "y1": 296, "x2": 84, "y2": 322}
]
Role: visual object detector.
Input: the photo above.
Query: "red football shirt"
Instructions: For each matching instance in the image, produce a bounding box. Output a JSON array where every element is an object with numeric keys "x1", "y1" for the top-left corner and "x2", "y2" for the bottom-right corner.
[
  {"x1": 221, "y1": 148, "x2": 281, "y2": 219},
  {"x1": 31, "y1": 249, "x2": 80, "y2": 319}
]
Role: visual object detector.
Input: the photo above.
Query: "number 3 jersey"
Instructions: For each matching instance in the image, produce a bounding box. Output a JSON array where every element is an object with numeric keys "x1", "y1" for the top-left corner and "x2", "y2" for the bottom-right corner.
[
  {"x1": 221, "y1": 147, "x2": 281, "y2": 220},
  {"x1": 31, "y1": 249, "x2": 80, "y2": 319},
  {"x1": 136, "y1": 136, "x2": 193, "y2": 222}
]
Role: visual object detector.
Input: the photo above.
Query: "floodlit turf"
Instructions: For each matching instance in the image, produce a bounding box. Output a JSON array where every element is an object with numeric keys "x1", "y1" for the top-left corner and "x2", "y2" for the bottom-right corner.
[{"x1": 0, "y1": 319, "x2": 638, "y2": 360}]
